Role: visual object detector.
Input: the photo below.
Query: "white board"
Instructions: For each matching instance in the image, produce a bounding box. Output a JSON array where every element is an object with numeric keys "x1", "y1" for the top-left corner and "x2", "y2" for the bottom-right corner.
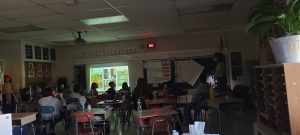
[{"x1": 0, "y1": 114, "x2": 12, "y2": 135}]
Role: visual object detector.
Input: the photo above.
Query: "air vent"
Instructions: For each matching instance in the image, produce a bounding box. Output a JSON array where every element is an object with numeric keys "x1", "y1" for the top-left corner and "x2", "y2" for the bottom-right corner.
[
  {"x1": 179, "y1": 2, "x2": 233, "y2": 16},
  {"x1": 0, "y1": 25, "x2": 45, "y2": 33}
]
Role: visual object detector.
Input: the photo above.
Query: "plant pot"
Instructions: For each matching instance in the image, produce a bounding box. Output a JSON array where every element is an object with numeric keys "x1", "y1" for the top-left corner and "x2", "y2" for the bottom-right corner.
[{"x1": 269, "y1": 35, "x2": 300, "y2": 63}]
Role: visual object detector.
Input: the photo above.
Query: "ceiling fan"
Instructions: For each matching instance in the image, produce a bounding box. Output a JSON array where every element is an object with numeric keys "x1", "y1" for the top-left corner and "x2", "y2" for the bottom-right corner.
[{"x1": 73, "y1": 31, "x2": 87, "y2": 45}]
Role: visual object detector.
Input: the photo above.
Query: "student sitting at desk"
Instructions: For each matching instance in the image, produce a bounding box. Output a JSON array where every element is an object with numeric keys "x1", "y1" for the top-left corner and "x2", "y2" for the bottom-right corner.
[
  {"x1": 38, "y1": 86, "x2": 64, "y2": 120},
  {"x1": 90, "y1": 82, "x2": 99, "y2": 98},
  {"x1": 70, "y1": 84, "x2": 86, "y2": 101},
  {"x1": 118, "y1": 82, "x2": 130, "y2": 96},
  {"x1": 106, "y1": 81, "x2": 116, "y2": 100}
]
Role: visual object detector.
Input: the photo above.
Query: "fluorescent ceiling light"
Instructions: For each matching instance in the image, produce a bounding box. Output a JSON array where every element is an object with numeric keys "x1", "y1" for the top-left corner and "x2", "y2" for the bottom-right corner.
[{"x1": 81, "y1": 15, "x2": 129, "y2": 25}]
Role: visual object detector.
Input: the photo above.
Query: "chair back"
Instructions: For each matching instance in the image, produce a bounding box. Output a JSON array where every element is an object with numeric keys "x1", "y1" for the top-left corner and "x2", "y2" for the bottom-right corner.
[
  {"x1": 39, "y1": 106, "x2": 55, "y2": 121},
  {"x1": 105, "y1": 107, "x2": 113, "y2": 119},
  {"x1": 73, "y1": 111, "x2": 95, "y2": 123},
  {"x1": 149, "y1": 116, "x2": 170, "y2": 135},
  {"x1": 40, "y1": 106, "x2": 55, "y2": 114}
]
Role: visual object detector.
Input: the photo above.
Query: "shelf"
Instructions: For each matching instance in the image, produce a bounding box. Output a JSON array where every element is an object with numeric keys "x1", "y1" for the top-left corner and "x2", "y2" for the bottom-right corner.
[{"x1": 254, "y1": 64, "x2": 296, "y2": 135}]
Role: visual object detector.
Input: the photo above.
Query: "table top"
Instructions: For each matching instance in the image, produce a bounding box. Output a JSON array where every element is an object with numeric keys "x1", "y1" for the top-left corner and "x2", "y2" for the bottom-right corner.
[
  {"x1": 207, "y1": 97, "x2": 243, "y2": 109},
  {"x1": 133, "y1": 108, "x2": 178, "y2": 119},
  {"x1": 11, "y1": 112, "x2": 37, "y2": 126},
  {"x1": 85, "y1": 108, "x2": 107, "y2": 115},
  {"x1": 97, "y1": 100, "x2": 123, "y2": 105},
  {"x1": 145, "y1": 99, "x2": 176, "y2": 105}
]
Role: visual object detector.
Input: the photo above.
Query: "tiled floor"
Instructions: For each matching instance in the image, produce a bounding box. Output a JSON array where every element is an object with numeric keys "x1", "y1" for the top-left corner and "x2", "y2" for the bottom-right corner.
[{"x1": 55, "y1": 107, "x2": 256, "y2": 135}]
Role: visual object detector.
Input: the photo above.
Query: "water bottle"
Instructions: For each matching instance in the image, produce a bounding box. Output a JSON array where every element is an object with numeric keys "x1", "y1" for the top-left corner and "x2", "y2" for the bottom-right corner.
[
  {"x1": 137, "y1": 99, "x2": 142, "y2": 112},
  {"x1": 172, "y1": 130, "x2": 179, "y2": 135}
]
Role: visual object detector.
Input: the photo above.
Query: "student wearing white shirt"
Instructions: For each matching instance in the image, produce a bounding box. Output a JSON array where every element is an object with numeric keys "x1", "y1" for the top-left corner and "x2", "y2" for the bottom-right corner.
[
  {"x1": 38, "y1": 86, "x2": 63, "y2": 120},
  {"x1": 70, "y1": 84, "x2": 83, "y2": 100}
]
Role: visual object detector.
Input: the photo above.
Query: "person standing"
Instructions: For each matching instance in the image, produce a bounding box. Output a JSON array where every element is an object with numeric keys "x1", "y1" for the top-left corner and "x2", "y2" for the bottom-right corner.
[
  {"x1": 132, "y1": 78, "x2": 153, "y2": 110},
  {"x1": 213, "y1": 52, "x2": 227, "y2": 95}
]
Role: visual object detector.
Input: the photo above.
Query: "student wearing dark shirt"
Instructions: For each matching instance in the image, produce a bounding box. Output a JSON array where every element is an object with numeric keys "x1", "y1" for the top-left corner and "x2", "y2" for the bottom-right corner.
[
  {"x1": 106, "y1": 81, "x2": 116, "y2": 100},
  {"x1": 132, "y1": 78, "x2": 153, "y2": 110},
  {"x1": 90, "y1": 83, "x2": 99, "y2": 97},
  {"x1": 213, "y1": 52, "x2": 227, "y2": 95}
]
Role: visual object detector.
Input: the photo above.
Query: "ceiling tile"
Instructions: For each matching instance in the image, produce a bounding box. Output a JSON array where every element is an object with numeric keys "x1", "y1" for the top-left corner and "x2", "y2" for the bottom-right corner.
[
  {"x1": 175, "y1": 0, "x2": 234, "y2": 9},
  {"x1": 16, "y1": 14, "x2": 72, "y2": 24},
  {"x1": 0, "y1": 20, "x2": 26, "y2": 28},
  {"x1": 29, "y1": 0, "x2": 65, "y2": 5},
  {"x1": 84, "y1": 31, "x2": 118, "y2": 42},
  {"x1": 180, "y1": 11, "x2": 228, "y2": 22},
  {"x1": 36, "y1": 21, "x2": 91, "y2": 31},
  {"x1": 0, "y1": 0, "x2": 37, "y2": 10},
  {"x1": 64, "y1": 8, "x2": 120, "y2": 20},
  {"x1": 11, "y1": 30, "x2": 65, "y2": 37},
  {"x1": 46, "y1": 0, "x2": 111, "y2": 13},
  {"x1": 107, "y1": 0, "x2": 171, "y2": 7},
  {"x1": 34, "y1": 34, "x2": 75, "y2": 41},
  {"x1": 0, "y1": 6, "x2": 56, "y2": 19},
  {"x1": 94, "y1": 22, "x2": 138, "y2": 30}
]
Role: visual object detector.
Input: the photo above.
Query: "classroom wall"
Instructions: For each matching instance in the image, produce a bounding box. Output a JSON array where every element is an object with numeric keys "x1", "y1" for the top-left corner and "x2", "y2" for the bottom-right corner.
[
  {"x1": 53, "y1": 31, "x2": 221, "y2": 89},
  {"x1": 53, "y1": 29, "x2": 259, "y2": 90},
  {"x1": 225, "y1": 30, "x2": 259, "y2": 88},
  {"x1": 0, "y1": 41, "x2": 22, "y2": 87}
]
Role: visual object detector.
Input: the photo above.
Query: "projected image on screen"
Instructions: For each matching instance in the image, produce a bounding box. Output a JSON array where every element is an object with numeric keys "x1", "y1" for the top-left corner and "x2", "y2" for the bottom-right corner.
[{"x1": 90, "y1": 66, "x2": 129, "y2": 92}]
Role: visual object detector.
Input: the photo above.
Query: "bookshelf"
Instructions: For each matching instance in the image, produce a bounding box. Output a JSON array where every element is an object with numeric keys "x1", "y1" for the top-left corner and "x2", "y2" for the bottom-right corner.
[
  {"x1": 254, "y1": 65, "x2": 290, "y2": 134},
  {"x1": 254, "y1": 63, "x2": 300, "y2": 135}
]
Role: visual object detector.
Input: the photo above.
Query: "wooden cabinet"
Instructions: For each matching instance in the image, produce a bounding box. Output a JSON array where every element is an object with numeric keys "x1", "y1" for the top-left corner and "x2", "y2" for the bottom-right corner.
[{"x1": 254, "y1": 63, "x2": 300, "y2": 135}]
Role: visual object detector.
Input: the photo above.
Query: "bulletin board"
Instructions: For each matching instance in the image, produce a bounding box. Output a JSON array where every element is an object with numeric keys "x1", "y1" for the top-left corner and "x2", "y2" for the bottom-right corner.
[
  {"x1": 25, "y1": 61, "x2": 51, "y2": 86},
  {"x1": 144, "y1": 60, "x2": 171, "y2": 84}
]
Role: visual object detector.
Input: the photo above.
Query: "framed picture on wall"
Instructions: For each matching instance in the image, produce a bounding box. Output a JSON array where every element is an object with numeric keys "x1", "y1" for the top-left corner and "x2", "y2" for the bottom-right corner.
[
  {"x1": 50, "y1": 48, "x2": 56, "y2": 61},
  {"x1": 25, "y1": 45, "x2": 33, "y2": 59},
  {"x1": 35, "y1": 46, "x2": 42, "y2": 59},
  {"x1": 43, "y1": 47, "x2": 49, "y2": 60}
]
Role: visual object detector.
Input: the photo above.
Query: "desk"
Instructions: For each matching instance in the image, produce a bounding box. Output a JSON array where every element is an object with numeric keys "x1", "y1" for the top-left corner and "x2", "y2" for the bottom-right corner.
[
  {"x1": 145, "y1": 99, "x2": 176, "y2": 106},
  {"x1": 12, "y1": 112, "x2": 37, "y2": 126},
  {"x1": 207, "y1": 97, "x2": 243, "y2": 109},
  {"x1": 12, "y1": 112, "x2": 37, "y2": 135},
  {"x1": 133, "y1": 108, "x2": 178, "y2": 119},
  {"x1": 85, "y1": 108, "x2": 112, "y2": 120},
  {"x1": 97, "y1": 100, "x2": 123, "y2": 106}
]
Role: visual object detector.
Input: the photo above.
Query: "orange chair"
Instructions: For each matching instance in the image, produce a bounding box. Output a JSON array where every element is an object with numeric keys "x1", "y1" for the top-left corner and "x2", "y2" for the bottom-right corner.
[
  {"x1": 73, "y1": 111, "x2": 103, "y2": 135},
  {"x1": 147, "y1": 116, "x2": 171, "y2": 135}
]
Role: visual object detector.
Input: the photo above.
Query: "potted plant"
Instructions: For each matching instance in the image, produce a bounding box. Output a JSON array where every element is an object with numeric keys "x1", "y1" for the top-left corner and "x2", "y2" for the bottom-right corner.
[{"x1": 247, "y1": 0, "x2": 300, "y2": 63}]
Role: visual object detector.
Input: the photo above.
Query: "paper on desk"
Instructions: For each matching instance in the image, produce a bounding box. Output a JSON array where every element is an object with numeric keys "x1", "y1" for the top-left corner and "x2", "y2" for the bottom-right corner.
[{"x1": 0, "y1": 114, "x2": 12, "y2": 135}]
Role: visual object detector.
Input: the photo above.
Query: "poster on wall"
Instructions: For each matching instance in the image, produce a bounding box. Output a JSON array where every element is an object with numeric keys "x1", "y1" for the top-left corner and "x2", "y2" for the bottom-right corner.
[
  {"x1": 43, "y1": 47, "x2": 49, "y2": 60},
  {"x1": 50, "y1": 49, "x2": 56, "y2": 61},
  {"x1": 36, "y1": 63, "x2": 43, "y2": 78},
  {"x1": 35, "y1": 46, "x2": 42, "y2": 59},
  {"x1": 25, "y1": 45, "x2": 33, "y2": 59},
  {"x1": 28, "y1": 63, "x2": 35, "y2": 78}
]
